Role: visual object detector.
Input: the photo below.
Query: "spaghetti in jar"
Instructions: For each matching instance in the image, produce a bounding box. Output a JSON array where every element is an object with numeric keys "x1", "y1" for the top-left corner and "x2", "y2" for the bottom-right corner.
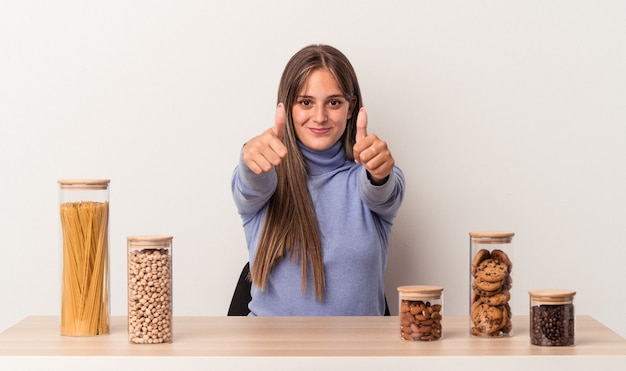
[{"x1": 58, "y1": 179, "x2": 110, "y2": 336}]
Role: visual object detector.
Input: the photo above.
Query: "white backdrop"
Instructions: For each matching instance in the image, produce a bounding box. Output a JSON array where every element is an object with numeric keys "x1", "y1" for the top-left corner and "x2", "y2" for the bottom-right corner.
[{"x1": 1, "y1": 0, "x2": 625, "y2": 338}]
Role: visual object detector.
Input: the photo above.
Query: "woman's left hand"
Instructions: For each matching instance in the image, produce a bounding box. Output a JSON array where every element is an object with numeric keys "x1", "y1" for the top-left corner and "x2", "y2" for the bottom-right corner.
[{"x1": 352, "y1": 107, "x2": 395, "y2": 185}]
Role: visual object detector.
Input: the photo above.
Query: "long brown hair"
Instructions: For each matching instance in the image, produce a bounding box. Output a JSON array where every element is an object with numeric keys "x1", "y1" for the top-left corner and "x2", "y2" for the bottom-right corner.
[{"x1": 251, "y1": 44, "x2": 363, "y2": 301}]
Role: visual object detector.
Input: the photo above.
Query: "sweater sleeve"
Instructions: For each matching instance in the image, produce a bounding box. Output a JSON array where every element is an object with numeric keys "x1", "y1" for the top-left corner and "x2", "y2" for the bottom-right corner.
[
  {"x1": 358, "y1": 166, "x2": 405, "y2": 222},
  {"x1": 231, "y1": 153, "x2": 278, "y2": 217}
]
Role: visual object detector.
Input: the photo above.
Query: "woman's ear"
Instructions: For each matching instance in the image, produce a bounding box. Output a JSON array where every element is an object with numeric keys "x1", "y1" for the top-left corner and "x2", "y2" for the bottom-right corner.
[{"x1": 347, "y1": 98, "x2": 357, "y2": 117}]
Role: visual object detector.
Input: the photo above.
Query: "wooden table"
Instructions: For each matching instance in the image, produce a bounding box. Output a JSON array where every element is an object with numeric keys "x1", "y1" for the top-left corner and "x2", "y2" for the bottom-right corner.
[{"x1": 1, "y1": 315, "x2": 625, "y2": 370}]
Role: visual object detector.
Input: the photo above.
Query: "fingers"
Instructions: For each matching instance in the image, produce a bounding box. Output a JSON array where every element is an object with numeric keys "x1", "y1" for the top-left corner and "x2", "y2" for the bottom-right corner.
[
  {"x1": 355, "y1": 107, "x2": 368, "y2": 142},
  {"x1": 273, "y1": 103, "x2": 286, "y2": 139},
  {"x1": 357, "y1": 137, "x2": 395, "y2": 182},
  {"x1": 353, "y1": 107, "x2": 367, "y2": 162}
]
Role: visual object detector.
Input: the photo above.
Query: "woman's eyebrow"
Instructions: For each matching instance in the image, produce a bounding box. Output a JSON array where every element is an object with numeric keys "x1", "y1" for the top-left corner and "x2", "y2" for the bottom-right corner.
[
  {"x1": 297, "y1": 94, "x2": 346, "y2": 99},
  {"x1": 328, "y1": 94, "x2": 347, "y2": 99}
]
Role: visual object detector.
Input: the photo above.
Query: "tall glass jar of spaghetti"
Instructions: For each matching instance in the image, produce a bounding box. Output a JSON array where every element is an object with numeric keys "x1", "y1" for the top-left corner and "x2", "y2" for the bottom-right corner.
[
  {"x1": 127, "y1": 236, "x2": 173, "y2": 344},
  {"x1": 58, "y1": 179, "x2": 110, "y2": 336},
  {"x1": 469, "y1": 231, "x2": 514, "y2": 337}
]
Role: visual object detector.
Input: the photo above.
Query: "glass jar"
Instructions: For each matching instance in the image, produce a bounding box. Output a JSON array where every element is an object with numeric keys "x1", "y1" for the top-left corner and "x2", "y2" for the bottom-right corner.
[
  {"x1": 127, "y1": 236, "x2": 173, "y2": 344},
  {"x1": 397, "y1": 285, "x2": 444, "y2": 341},
  {"x1": 529, "y1": 289, "x2": 576, "y2": 346},
  {"x1": 469, "y1": 231, "x2": 514, "y2": 337},
  {"x1": 58, "y1": 179, "x2": 110, "y2": 336}
]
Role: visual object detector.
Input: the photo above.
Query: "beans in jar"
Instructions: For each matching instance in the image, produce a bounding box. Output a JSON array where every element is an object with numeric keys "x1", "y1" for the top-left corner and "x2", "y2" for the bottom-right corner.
[
  {"x1": 530, "y1": 303, "x2": 575, "y2": 346},
  {"x1": 128, "y1": 248, "x2": 172, "y2": 344}
]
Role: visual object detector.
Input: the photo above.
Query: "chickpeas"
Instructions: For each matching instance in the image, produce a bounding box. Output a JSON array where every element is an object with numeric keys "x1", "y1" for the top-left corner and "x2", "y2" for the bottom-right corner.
[{"x1": 128, "y1": 248, "x2": 172, "y2": 344}]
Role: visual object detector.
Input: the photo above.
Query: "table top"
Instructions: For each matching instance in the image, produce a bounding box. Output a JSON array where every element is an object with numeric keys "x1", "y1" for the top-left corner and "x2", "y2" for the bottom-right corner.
[{"x1": 1, "y1": 315, "x2": 625, "y2": 358}]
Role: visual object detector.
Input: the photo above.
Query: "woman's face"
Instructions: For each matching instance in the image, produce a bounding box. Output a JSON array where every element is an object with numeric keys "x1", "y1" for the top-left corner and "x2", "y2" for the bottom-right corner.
[{"x1": 291, "y1": 69, "x2": 353, "y2": 151}]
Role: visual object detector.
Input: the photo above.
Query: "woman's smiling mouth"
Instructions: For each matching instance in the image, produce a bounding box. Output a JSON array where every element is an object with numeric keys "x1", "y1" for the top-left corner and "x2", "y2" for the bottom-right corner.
[{"x1": 309, "y1": 127, "x2": 331, "y2": 135}]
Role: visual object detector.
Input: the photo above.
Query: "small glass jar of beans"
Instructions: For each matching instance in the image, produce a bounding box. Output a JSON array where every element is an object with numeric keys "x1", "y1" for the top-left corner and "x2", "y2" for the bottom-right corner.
[
  {"x1": 397, "y1": 285, "x2": 444, "y2": 341},
  {"x1": 127, "y1": 236, "x2": 173, "y2": 344},
  {"x1": 528, "y1": 289, "x2": 576, "y2": 346}
]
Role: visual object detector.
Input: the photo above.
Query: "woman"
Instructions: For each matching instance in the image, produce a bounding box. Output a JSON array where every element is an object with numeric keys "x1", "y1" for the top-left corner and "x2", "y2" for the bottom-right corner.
[{"x1": 232, "y1": 44, "x2": 405, "y2": 315}]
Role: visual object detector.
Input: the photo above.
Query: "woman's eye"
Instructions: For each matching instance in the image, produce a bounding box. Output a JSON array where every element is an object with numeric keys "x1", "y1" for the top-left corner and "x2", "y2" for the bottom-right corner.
[
  {"x1": 299, "y1": 100, "x2": 311, "y2": 106},
  {"x1": 329, "y1": 100, "x2": 342, "y2": 107}
]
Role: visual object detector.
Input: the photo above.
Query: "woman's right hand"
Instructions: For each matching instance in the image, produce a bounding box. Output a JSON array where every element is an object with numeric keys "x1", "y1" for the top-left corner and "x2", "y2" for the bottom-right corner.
[{"x1": 242, "y1": 104, "x2": 288, "y2": 174}]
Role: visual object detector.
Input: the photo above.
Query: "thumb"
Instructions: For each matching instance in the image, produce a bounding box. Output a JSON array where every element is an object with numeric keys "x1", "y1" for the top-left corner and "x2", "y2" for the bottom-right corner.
[
  {"x1": 355, "y1": 107, "x2": 367, "y2": 142},
  {"x1": 273, "y1": 103, "x2": 287, "y2": 139}
]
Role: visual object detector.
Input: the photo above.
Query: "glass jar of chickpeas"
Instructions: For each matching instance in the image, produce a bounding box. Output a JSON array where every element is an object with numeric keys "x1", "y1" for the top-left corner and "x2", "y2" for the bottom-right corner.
[{"x1": 127, "y1": 236, "x2": 173, "y2": 344}]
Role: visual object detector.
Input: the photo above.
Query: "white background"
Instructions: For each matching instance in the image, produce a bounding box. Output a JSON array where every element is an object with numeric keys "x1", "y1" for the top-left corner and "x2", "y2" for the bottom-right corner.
[{"x1": 1, "y1": 0, "x2": 625, "y2": 339}]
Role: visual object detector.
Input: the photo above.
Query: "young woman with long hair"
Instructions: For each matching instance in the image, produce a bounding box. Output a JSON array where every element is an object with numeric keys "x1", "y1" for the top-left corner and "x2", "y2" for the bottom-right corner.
[{"x1": 232, "y1": 44, "x2": 405, "y2": 315}]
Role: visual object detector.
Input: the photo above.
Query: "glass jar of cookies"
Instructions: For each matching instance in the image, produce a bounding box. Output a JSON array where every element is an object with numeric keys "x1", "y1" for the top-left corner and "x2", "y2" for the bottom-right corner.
[
  {"x1": 529, "y1": 289, "x2": 576, "y2": 346},
  {"x1": 127, "y1": 236, "x2": 173, "y2": 344},
  {"x1": 469, "y1": 231, "x2": 514, "y2": 337},
  {"x1": 58, "y1": 179, "x2": 111, "y2": 336},
  {"x1": 397, "y1": 285, "x2": 444, "y2": 341}
]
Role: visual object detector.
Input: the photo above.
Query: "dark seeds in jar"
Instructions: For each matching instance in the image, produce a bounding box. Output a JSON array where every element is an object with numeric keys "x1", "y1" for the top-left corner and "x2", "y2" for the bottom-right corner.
[
  {"x1": 530, "y1": 303, "x2": 575, "y2": 346},
  {"x1": 400, "y1": 300, "x2": 442, "y2": 341}
]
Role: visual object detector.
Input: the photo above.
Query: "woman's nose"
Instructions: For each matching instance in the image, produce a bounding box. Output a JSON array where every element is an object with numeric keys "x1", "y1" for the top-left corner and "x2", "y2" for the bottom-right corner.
[{"x1": 313, "y1": 105, "x2": 328, "y2": 123}]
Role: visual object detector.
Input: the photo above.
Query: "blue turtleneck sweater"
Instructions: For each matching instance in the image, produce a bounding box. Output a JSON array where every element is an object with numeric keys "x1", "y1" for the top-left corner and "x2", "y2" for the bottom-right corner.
[{"x1": 231, "y1": 140, "x2": 405, "y2": 315}]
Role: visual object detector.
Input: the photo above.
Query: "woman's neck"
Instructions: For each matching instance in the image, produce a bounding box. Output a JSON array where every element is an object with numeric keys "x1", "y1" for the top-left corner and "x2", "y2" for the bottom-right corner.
[{"x1": 298, "y1": 140, "x2": 345, "y2": 176}]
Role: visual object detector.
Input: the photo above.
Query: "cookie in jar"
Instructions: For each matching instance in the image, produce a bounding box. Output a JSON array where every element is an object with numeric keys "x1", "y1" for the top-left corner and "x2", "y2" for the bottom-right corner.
[{"x1": 469, "y1": 231, "x2": 514, "y2": 337}]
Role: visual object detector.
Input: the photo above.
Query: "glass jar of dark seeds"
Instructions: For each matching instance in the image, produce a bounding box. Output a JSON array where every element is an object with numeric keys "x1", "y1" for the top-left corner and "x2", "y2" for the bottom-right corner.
[{"x1": 528, "y1": 289, "x2": 576, "y2": 346}]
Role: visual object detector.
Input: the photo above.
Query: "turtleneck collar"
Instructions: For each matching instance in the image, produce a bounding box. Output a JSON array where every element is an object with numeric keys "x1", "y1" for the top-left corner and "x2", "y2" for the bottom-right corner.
[{"x1": 298, "y1": 140, "x2": 346, "y2": 176}]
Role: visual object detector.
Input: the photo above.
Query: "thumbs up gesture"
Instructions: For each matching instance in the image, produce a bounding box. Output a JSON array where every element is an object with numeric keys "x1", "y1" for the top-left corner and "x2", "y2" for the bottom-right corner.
[
  {"x1": 242, "y1": 104, "x2": 289, "y2": 174},
  {"x1": 352, "y1": 107, "x2": 395, "y2": 185}
]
